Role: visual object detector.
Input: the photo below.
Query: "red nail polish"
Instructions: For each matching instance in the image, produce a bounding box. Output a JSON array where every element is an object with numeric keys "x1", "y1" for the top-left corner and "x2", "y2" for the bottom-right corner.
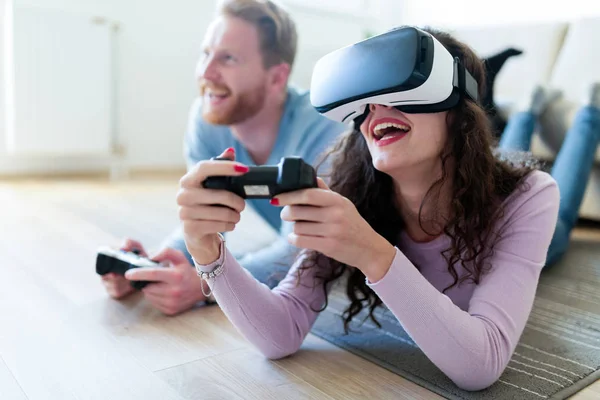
[
  {"x1": 234, "y1": 164, "x2": 249, "y2": 173},
  {"x1": 225, "y1": 147, "x2": 235, "y2": 153},
  {"x1": 270, "y1": 198, "x2": 279, "y2": 206}
]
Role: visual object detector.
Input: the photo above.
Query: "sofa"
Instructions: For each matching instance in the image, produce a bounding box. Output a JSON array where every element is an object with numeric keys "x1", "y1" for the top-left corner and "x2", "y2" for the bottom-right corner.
[{"x1": 448, "y1": 17, "x2": 600, "y2": 222}]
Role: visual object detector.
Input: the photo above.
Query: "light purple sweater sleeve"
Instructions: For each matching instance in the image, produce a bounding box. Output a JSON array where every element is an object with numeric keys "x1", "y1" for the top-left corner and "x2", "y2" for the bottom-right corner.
[
  {"x1": 368, "y1": 175, "x2": 559, "y2": 390},
  {"x1": 199, "y1": 171, "x2": 560, "y2": 391},
  {"x1": 198, "y1": 249, "x2": 329, "y2": 359}
]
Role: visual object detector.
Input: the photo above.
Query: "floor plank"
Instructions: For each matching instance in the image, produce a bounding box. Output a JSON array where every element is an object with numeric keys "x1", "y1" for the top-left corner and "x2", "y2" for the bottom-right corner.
[
  {"x1": 274, "y1": 335, "x2": 444, "y2": 400},
  {"x1": 0, "y1": 250, "x2": 185, "y2": 400},
  {"x1": 158, "y1": 347, "x2": 334, "y2": 400},
  {"x1": 80, "y1": 299, "x2": 249, "y2": 372},
  {"x1": 0, "y1": 356, "x2": 28, "y2": 400},
  {"x1": 571, "y1": 380, "x2": 600, "y2": 399},
  {"x1": 1, "y1": 176, "x2": 599, "y2": 400}
]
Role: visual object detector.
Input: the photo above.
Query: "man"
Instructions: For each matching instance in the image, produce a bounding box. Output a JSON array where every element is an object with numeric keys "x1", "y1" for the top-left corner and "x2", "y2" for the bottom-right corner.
[{"x1": 100, "y1": 0, "x2": 347, "y2": 315}]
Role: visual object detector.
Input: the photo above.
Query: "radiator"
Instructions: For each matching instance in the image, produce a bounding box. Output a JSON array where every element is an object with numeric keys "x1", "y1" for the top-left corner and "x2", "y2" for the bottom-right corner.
[{"x1": 6, "y1": 5, "x2": 115, "y2": 157}]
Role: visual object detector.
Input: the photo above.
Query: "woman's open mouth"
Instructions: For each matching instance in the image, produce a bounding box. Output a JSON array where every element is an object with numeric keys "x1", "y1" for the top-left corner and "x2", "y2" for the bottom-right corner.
[{"x1": 372, "y1": 120, "x2": 411, "y2": 147}]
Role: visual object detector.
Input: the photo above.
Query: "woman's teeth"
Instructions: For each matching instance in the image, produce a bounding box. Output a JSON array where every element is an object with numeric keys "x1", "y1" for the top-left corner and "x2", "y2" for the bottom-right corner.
[{"x1": 373, "y1": 122, "x2": 410, "y2": 139}]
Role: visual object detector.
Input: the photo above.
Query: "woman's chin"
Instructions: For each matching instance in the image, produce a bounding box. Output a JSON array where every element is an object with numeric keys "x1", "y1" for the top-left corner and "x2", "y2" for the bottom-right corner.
[{"x1": 372, "y1": 155, "x2": 404, "y2": 173}]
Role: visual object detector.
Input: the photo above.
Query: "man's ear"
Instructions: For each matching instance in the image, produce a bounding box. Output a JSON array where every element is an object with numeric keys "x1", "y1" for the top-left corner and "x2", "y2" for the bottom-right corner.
[{"x1": 268, "y1": 63, "x2": 291, "y2": 92}]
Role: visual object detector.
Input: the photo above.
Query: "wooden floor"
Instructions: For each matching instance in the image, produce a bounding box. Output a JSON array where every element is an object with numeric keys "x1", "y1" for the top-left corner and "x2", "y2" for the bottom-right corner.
[{"x1": 1, "y1": 174, "x2": 599, "y2": 400}]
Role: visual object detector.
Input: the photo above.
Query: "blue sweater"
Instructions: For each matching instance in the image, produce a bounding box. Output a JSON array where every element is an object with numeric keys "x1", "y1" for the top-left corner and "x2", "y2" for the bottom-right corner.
[{"x1": 163, "y1": 86, "x2": 348, "y2": 285}]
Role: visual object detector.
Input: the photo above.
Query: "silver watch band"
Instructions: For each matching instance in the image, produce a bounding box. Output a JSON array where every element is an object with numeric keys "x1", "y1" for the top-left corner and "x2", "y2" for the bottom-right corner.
[{"x1": 193, "y1": 233, "x2": 226, "y2": 298}]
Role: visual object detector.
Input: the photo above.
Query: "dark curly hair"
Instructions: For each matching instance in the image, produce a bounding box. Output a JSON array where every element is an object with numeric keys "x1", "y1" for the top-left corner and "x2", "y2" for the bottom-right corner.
[{"x1": 296, "y1": 27, "x2": 539, "y2": 333}]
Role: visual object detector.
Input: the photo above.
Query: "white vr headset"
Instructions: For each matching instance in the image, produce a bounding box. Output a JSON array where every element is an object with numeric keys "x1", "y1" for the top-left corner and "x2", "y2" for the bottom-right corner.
[{"x1": 309, "y1": 26, "x2": 479, "y2": 125}]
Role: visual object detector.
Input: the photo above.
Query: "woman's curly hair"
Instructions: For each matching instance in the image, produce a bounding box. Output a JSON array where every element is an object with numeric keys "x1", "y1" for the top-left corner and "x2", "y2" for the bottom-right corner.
[{"x1": 296, "y1": 27, "x2": 538, "y2": 332}]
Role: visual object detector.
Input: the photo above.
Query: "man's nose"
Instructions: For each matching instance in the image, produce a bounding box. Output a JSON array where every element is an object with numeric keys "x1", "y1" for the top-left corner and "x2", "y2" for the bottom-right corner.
[{"x1": 196, "y1": 56, "x2": 219, "y2": 81}]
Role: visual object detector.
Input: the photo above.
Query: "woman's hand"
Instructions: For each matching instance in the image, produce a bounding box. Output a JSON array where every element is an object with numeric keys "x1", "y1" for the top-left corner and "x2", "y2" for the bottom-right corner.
[
  {"x1": 274, "y1": 178, "x2": 396, "y2": 282},
  {"x1": 176, "y1": 148, "x2": 248, "y2": 264}
]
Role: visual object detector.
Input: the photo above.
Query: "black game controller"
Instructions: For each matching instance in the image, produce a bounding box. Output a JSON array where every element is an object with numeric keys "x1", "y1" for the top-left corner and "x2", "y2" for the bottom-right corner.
[
  {"x1": 202, "y1": 156, "x2": 318, "y2": 199},
  {"x1": 96, "y1": 247, "x2": 162, "y2": 290}
]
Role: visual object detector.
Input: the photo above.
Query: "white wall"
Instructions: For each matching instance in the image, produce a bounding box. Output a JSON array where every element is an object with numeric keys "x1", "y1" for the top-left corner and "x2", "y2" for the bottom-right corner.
[
  {"x1": 0, "y1": 0, "x2": 6, "y2": 156},
  {"x1": 396, "y1": 0, "x2": 600, "y2": 28},
  {"x1": 0, "y1": 0, "x2": 214, "y2": 174},
  {"x1": 6, "y1": 0, "x2": 598, "y2": 175},
  {"x1": 113, "y1": 0, "x2": 214, "y2": 170},
  {"x1": 0, "y1": 0, "x2": 377, "y2": 175}
]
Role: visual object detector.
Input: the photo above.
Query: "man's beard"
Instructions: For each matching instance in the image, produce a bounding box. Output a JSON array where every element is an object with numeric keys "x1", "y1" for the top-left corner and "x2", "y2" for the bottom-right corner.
[{"x1": 200, "y1": 81, "x2": 267, "y2": 125}]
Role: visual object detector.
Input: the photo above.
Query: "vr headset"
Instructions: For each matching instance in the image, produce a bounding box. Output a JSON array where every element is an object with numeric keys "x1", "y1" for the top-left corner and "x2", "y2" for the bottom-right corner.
[{"x1": 310, "y1": 26, "x2": 479, "y2": 125}]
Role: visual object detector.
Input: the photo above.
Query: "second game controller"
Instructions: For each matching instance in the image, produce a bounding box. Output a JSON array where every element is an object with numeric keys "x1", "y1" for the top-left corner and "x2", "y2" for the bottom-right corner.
[
  {"x1": 96, "y1": 247, "x2": 162, "y2": 290},
  {"x1": 202, "y1": 156, "x2": 318, "y2": 199}
]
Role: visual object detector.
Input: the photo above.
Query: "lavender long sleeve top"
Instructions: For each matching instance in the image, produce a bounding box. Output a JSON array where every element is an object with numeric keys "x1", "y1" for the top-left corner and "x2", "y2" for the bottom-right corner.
[{"x1": 197, "y1": 170, "x2": 560, "y2": 391}]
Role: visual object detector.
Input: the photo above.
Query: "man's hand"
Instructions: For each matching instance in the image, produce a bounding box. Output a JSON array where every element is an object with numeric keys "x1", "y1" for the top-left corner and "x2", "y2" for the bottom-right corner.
[
  {"x1": 100, "y1": 238, "x2": 146, "y2": 299},
  {"x1": 125, "y1": 247, "x2": 207, "y2": 316}
]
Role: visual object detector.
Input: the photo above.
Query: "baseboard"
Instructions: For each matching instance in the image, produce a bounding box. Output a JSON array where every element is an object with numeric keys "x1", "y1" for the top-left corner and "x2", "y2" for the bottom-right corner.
[
  {"x1": 0, "y1": 150, "x2": 187, "y2": 179},
  {"x1": 0, "y1": 167, "x2": 186, "y2": 181},
  {"x1": 127, "y1": 167, "x2": 187, "y2": 179}
]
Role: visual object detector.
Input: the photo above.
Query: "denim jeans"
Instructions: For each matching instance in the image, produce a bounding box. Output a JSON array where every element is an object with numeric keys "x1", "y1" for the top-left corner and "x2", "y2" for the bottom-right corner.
[{"x1": 499, "y1": 106, "x2": 600, "y2": 266}]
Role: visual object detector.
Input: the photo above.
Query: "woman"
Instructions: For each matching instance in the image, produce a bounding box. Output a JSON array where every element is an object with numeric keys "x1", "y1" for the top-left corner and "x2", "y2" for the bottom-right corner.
[
  {"x1": 176, "y1": 27, "x2": 560, "y2": 391},
  {"x1": 498, "y1": 83, "x2": 600, "y2": 265}
]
